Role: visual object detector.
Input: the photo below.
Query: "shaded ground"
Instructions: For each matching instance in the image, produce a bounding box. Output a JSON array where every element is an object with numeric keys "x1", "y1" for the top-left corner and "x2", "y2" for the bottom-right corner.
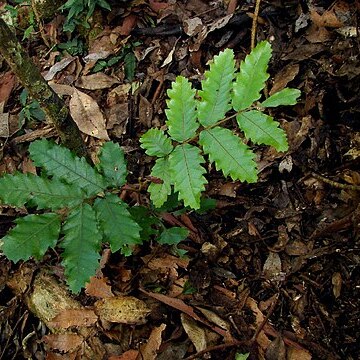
[{"x1": 0, "y1": 0, "x2": 359, "y2": 359}]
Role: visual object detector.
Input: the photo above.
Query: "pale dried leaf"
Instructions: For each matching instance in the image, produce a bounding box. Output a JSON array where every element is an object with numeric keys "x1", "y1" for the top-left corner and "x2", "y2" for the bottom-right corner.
[
  {"x1": 49, "y1": 309, "x2": 98, "y2": 329},
  {"x1": 75, "y1": 73, "x2": 119, "y2": 90},
  {"x1": 138, "y1": 324, "x2": 166, "y2": 360},
  {"x1": 69, "y1": 89, "x2": 109, "y2": 140},
  {"x1": 287, "y1": 347, "x2": 312, "y2": 360},
  {"x1": 196, "y1": 307, "x2": 231, "y2": 331},
  {"x1": 332, "y1": 272, "x2": 342, "y2": 299},
  {"x1": 44, "y1": 57, "x2": 75, "y2": 81},
  {"x1": 42, "y1": 333, "x2": 83, "y2": 352},
  {"x1": 181, "y1": 314, "x2": 207, "y2": 352},
  {"x1": 263, "y1": 252, "x2": 282, "y2": 280}
]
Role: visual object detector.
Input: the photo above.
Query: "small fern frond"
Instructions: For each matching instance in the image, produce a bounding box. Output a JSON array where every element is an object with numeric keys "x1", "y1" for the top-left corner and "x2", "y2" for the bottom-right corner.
[
  {"x1": 199, "y1": 127, "x2": 257, "y2": 183},
  {"x1": 61, "y1": 203, "x2": 102, "y2": 293},
  {"x1": 232, "y1": 41, "x2": 272, "y2": 111},
  {"x1": 148, "y1": 157, "x2": 172, "y2": 208},
  {"x1": 1, "y1": 213, "x2": 61, "y2": 262},
  {"x1": 0, "y1": 173, "x2": 84, "y2": 209},
  {"x1": 169, "y1": 144, "x2": 207, "y2": 209},
  {"x1": 237, "y1": 110, "x2": 288, "y2": 152},
  {"x1": 29, "y1": 139, "x2": 105, "y2": 196},
  {"x1": 261, "y1": 88, "x2": 301, "y2": 107},
  {"x1": 97, "y1": 141, "x2": 127, "y2": 187},
  {"x1": 166, "y1": 76, "x2": 199, "y2": 142},
  {"x1": 197, "y1": 48, "x2": 236, "y2": 126},
  {"x1": 140, "y1": 128, "x2": 173, "y2": 157},
  {"x1": 94, "y1": 194, "x2": 142, "y2": 256}
]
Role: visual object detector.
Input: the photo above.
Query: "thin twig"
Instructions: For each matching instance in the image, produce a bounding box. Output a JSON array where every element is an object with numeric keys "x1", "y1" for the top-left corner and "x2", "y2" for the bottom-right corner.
[
  {"x1": 311, "y1": 172, "x2": 360, "y2": 191},
  {"x1": 251, "y1": 0, "x2": 262, "y2": 49}
]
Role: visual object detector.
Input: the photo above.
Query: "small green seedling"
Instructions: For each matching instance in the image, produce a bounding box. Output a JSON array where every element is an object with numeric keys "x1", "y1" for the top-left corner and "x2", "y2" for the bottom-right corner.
[
  {"x1": 140, "y1": 41, "x2": 300, "y2": 209},
  {"x1": 0, "y1": 140, "x2": 188, "y2": 293},
  {"x1": 19, "y1": 89, "x2": 45, "y2": 123}
]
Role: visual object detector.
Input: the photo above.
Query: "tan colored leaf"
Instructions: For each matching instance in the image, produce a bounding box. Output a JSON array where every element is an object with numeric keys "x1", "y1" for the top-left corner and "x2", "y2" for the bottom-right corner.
[
  {"x1": 138, "y1": 324, "x2": 166, "y2": 360},
  {"x1": 69, "y1": 89, "x2": 109, "y2": 140},
  {"x1": 0, "y1": 72, "x2": 15, "y2": 104},
  {"x1": 270, "y1": 64, "x2": 299, "y2": 95},
  {"x1": 85, "y1": 276, "x2": 114, "y2": 299},
  {"x1": 263, "y1": 252, "x2": 282, "y2": 280},
  {"x1": 196, "y1": 307, "x2": 231, "y2": 332},
  {"x1": 332, "y1": 272, "x2": 342, "y2": 299},
  {"x1": 287, "y1": 347, "x2": 312, "y2": 360},
  {"x1": 181, "y1": 314, "x2": 207, "y2": 352},
  {"x1": 49, "y1": 309, "x2": 98, "y2": 329},
  {"x1": 94, "y1": 296, "x2": 150, "y2": 324},
  {"x1": 109, "y1": 350, "x2": 139, "y2": 360},
  {"x1": 75, "y1": 73, "x2": 119, "y2": 90},
  {"x1": 42, "y1": 333, "x2": 83, "y2": 352}
]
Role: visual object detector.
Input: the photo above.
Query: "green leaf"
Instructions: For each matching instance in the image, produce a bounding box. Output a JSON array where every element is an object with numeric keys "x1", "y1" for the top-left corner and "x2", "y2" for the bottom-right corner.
[
  {"x1": 199, "y1": 127, "x2": 257, "y2": 183},
  {"x1": 128, "y1": 206, "x2": 160, "y2": 241},
  {"x1": 97, "y1": 141, "x2": 127, "y2": 187},
  {"x1": 61, "y1": 204, "x2": 102, "y2": 293},
  {"x1": 148, "y1": 157, "x2": 172, "y2": 208},
  {"x1": 232, "y1": 41, "x2": 272, "y2": 111},
  {"x1": 124, "y1": 52, "x2": 136, "y2": 81},
  {"x1": 165, "y1": 76, "x2": 199, "y2": 142},
  {"x1": 0, "y1": 173, "x2": 84, "y2": 209},
  {"x1": 2, "y1": 213, "x2": 61, "y2": 263},
  {"x1": 235, "y1": 353, "x2": 250, "y2": 360},
  {"x1": 198, "y1": 48, "x2": 236, "y2": 126},
  {"x1": 261, "y1": 88, "x2": 301, "y2": 107},
  {"x1": 94, "y1": 194, "x2": 142, "y2": 256},
  {"x1": 29, "y1": 139, "x2": 105, "y2": 196},
  {"x1": 140, "y1": 128, "x2": 173, "y2": 157},
  {"x1": 169, "y1": 144, "x2": 207, "y2": 209},
  {"x1": 158, "y1": 227, "x2": 189, "y2": 245},
  {"x1": 237, "y1": 110, "x2": 288, "y2": 152}
]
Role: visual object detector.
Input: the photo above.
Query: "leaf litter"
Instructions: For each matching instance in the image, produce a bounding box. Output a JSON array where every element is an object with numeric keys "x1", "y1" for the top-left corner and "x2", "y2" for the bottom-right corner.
[{"x1": 0, "y1": 0, "x2": 359, "y2": 359}]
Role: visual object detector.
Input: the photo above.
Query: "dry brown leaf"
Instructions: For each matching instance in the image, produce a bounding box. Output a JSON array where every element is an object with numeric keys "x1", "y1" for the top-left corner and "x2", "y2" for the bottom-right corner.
[
  {"x1": 49, "y1": 309, "x2": 98, "y2": 329},
  {"x1": 109, "y1": 350, "x2": 139, "y2": 360},
  {"x1": 69, "y1": 89, "x2": 109, "y2": 140},
  {"x1": 0, "y1": 72, "x2": 15, "y2": 105},
  {"x1": 138, "y1": 324, "x2": 166, "y2": 360},
  {"x1": 42, "y1": 334, "x2": 83, "y2": 352},
  {"x1": 0, "y1": 103, "x2": 9, "y2": 137},
  {"x1": 265, "y1": 335, "x2": 286, "y2": 360},
  {"x1": 332, "y1": 272, "x2": 342, "y2": 299},
  {"x1": 85, "y1": 276, "x2": 114, "y2": 298},
  {"x1": 287, "y1": 347, "x2": 312, "y2": 360},
  {"x1": 75, "y1": 73, "x2": 119, "y2": 90},
  {"x1": 44, "y1": 57, "x2": 76, "y2": 81},
  {"x1": 94, "y1": 296, "x2": 150, "y2": 324},
  {"x1": 270, "y1": 64, "x2": 299, "y2": 95},
  {"x1": 263, "y1": 252, "x2": 282, "y2": 280},
  {"x1": 196, "y1": 307, "x2": 231, "y2": 332},
  {"x1": 181, "y1": 314, "x2": 207, "y2": 352}
]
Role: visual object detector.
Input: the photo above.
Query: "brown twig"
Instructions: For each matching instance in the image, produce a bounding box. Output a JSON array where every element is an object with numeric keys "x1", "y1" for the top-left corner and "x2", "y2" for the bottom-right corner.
[
  {"x1": 251, "y1": 0, "x2": 262, "y2": 49},
  {"x1": 311, "y1": 172, "x2": 360, "y2": 191}
]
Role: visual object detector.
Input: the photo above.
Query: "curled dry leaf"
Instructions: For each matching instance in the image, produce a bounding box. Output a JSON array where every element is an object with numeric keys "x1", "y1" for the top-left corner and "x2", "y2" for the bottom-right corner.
[
  {"x1": 181, "y1": 313, "x2": 207, "y2": 352},
  {"x1": 94, "y1": 296, "x2": 150, "y2": 324},
  {"x1": 138, "y1": 324, "x2": 166, "y2": 360},
  {"x1": 69, "y1": 89, "x2": 110, "y2": 140}
]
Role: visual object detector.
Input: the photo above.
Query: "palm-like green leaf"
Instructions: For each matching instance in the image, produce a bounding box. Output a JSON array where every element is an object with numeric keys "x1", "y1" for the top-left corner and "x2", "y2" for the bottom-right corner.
[
  {"x1": 148, "y1": 157, "x2": 172, "y2": 208},
  {"x1": 97, "y1": 141, "x2": 127, "y2": 187},
  {"x1": 165, "y1": 76, "x2": 199, "y2": 142},
  {"x1": 261, "y1": 88, "x2": 301, "y2": 107},
  {"x1": 169, "y1": 144, "x2": 207, "y2": 209},
  {"x1": 61, "y1": 204, "x2": 102, "y2": 293},
  {"x1": 232, "y1": 41, "x2": 272, "y2": 111},
  {"x1": 29, "y1": 139, "x2": 105, "y2": 196},
  {"x1": 0, "y1": 173, "x2": 84, "y2": 209},
  {"x1": 140, "y1": 128, "x2": 173, "y2": 157},
  {"x1": 198, "y1": 48, "x2": 236, "y2": 126},
  {"x1": 1, "y1": 213, "x2": 61, "y2": 262},
  {"x1": 199, "y1": 127, "x2": 257, "y2": 183},
  {"x1": 94, "y1": 194, "x2": 142, "y2": 256},
  {"x1": 236, "y1": 110, "x2": 288, "y2": 152}
]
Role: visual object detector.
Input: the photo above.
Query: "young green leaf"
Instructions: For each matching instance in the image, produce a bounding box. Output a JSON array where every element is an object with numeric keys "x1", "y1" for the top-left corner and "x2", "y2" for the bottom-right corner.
[
  {"x1": 94, "y1": 194, "x2": 142, "y2": 256},
  {"x1": 158, "y1": 227, "x2": 189, "y2": 245},
  {"x1": 129, "y1": 206, "x2": 160, "y2": 241},
  {"x1": 199, "y1": 127, "x2": 258, "y2": 183},
  {"x1": 0, "y1": 173, "x2": 84, "y2": 209},
  {"x1": 232, "y1": 41, "x2": 272, "y2": 111},
  {"x1": 165, "y1": 76, "x2": 199, "y2": 142},
  {"x1": 29, "y1": 139, "x2": 105, "y2": 196},
  {"x1": 1, "y1": 213, "x2": 61, "y2": 263},
  {"x1": 97, "y1": 141, "x2": 127, "y2": 187},
  {"x1": 261, "y1": 88, "x2": 301, "y2": 107},
  {"x1": 198, "y1": 48, "x2": 236, "y2": 126},
  {"x1": 148, "y1": 157, "x2": 172, "y2": 208},
  {"x1": 236, "y1": 110, "x2": 288, "y2": 152},
  {"x1": 61, "y1": 204, "x2": 102, "y2": 293},
  {"x1": 169, "y1": 144, "x2": 207, "y2": 209},
  {"x1": 140, "y1": 128, "x2": 173, "y2": 157}
]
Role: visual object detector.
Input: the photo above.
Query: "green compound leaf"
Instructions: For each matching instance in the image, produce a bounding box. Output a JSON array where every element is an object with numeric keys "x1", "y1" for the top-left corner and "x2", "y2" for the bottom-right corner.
[
  {"x1": 232, "y1": 41, "x2": 272, "y2": 111},
  {"x1": 129, "y1": 206, "x2": 160, "y2": 241},
  {"x1": 97, "y1": 141, "x2": 127, "y2": 187},
  {"x1": 94, "y1": 194, "x2": 142, "y2": 256},
  {"x1": 199, "y1": 127, "x2": 258, "y2": 183},
  {"x1": 61, "y1": 203, "x2": 102, "y2": 293},
  {"x1": 237, "y1": 110, "x2": 288, "y2": 152},
  {"x1": 140, "y1": 128, "x2": 173, "y2": 157},
  {"x1": 169, "y1": 144, "x2": 207, "y2": 209},
  {"x1": 0, "y1": 173, "x2": 84, "y2": 210},
  {"x1": 29, "y1": 139, "x2": 105, "y2": 196},
  {"x1": 2, "y1": 213, "x2": 61, "y2": 263},
  {"x1": 148, "y1": 157, "x2": 172, "y2": 208},
  {"x1": 261, "y1": 88, "x2": 301, "y2": 107},
  {"x1": 198, "y1": 48, "x2": 236, "y2": 126},
  {"x1": 165, "y1": 76, "x2": 199, "y2": 142},
  {"x1": 158, "y1": 227, "x2": 189, "y2": 245}
]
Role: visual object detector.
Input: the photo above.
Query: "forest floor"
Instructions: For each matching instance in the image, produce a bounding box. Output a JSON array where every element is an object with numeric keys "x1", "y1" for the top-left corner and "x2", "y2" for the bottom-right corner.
[{"x1": 0, "y1": 0, "x2": 359, "y2": 359}]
